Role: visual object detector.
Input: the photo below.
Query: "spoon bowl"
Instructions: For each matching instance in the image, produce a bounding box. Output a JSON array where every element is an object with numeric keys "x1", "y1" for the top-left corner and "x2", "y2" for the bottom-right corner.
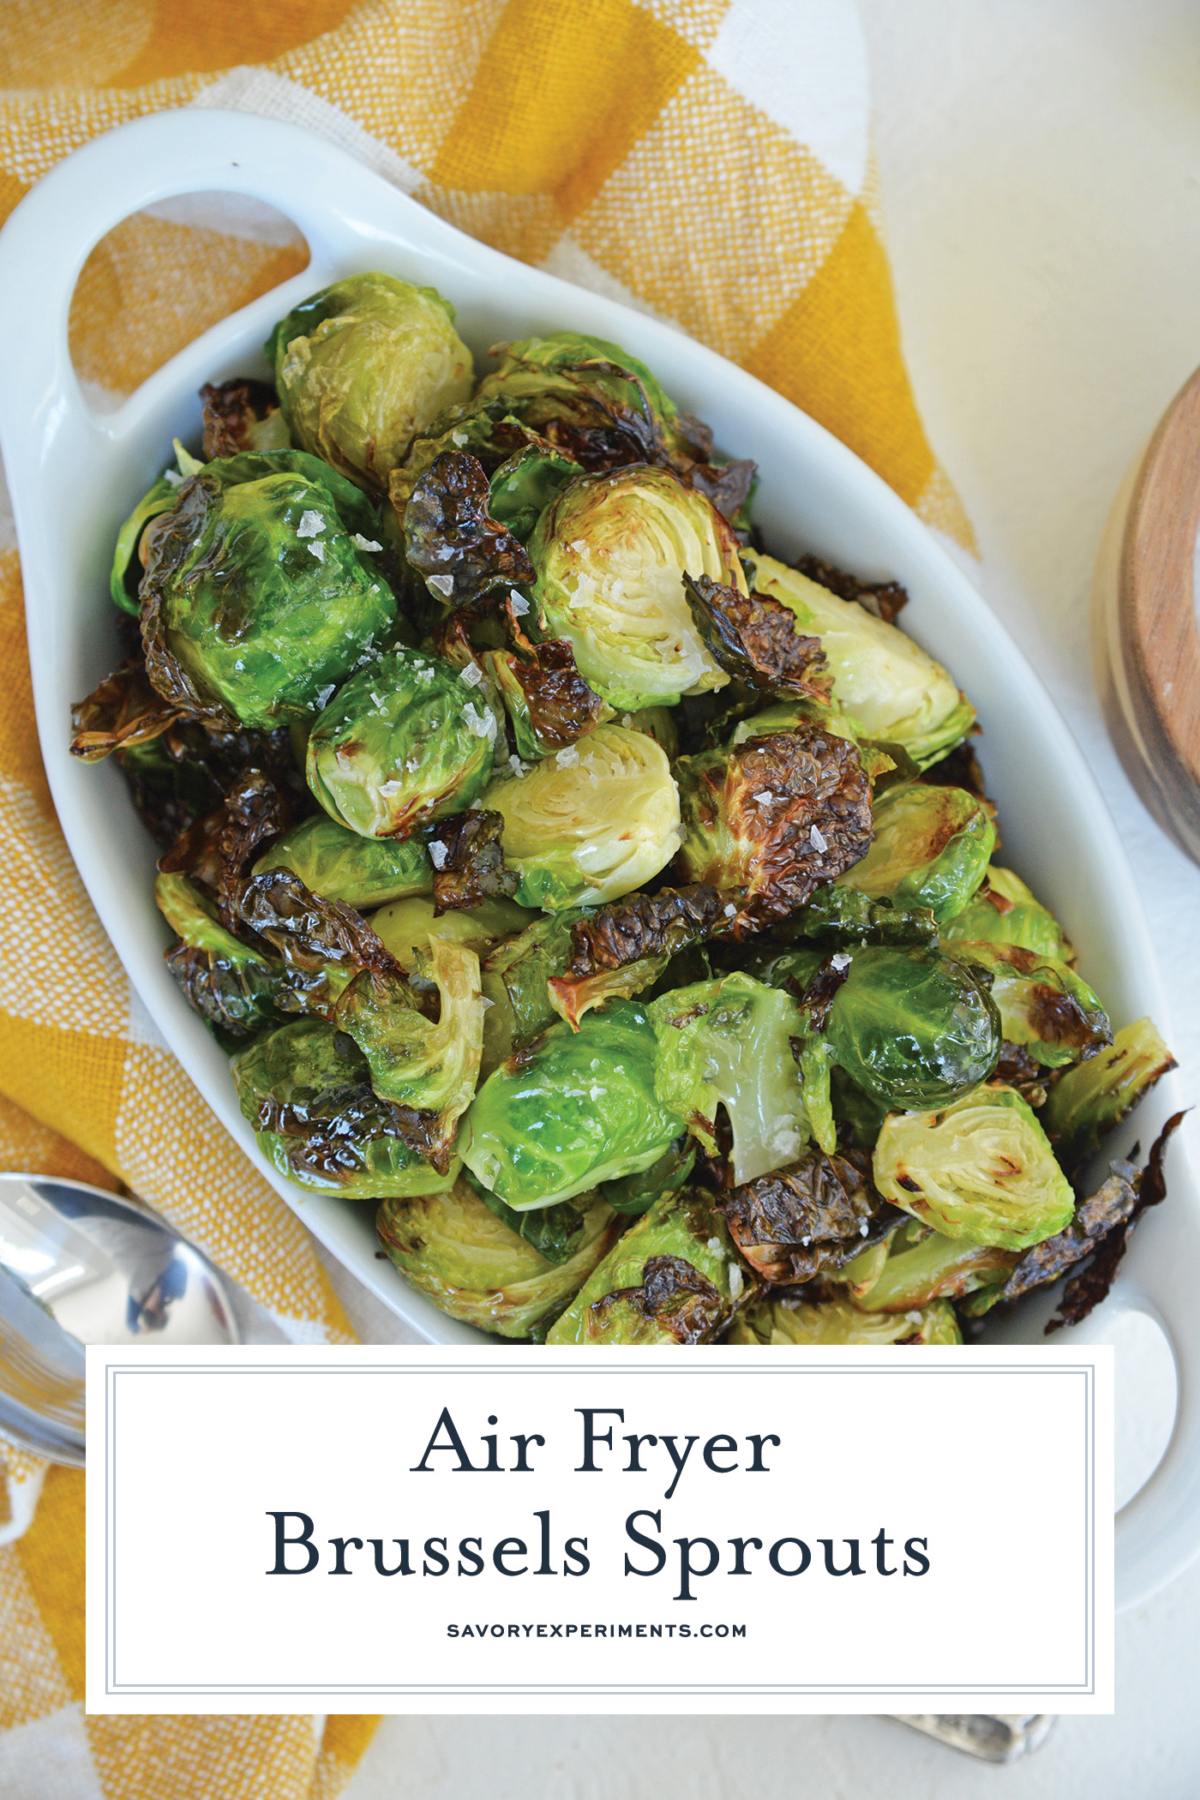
[{"x1": 0, "y1": 1173, "x2": 238, "y2": 1465}]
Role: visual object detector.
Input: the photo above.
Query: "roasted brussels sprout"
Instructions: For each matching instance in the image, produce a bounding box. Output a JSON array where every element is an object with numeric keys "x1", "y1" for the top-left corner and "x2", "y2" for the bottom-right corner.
[
  {"x1": 873, "y1": 1084, "x2": 1075, "y2": 1249},
  {"x1": 481, "y1": 723, "x2": 681, "y2": 909},
  {"x1": 838, "y1": 781, "x2": 994, "y2": 921},
  {"x1": 785, "y1": 883, "x2": 939, "y2": 947},
  {"x1": 267, "y1": 272, "x2": 474, "y2": 489},
  {"x1": 140, "y1": 450, "x2": 393, "y2": 729},
  {"x1": 546, "y1": 1187, "x2": 747, "y2": 1345},
  {"x1": 478, "y1": 911, "x2": 576, "y2": 1072},
  {"x1": 376, "y1": 1180, "x2": 619, "y2": 1338},
  {"x1": 941, "y1": 865, "x2": 1071, "y2": 961},
  {"x1": 842, "y1": 1218, "x2": 1018, "y2": 1311},
  {"x1": 254, "y1": 812, "x2": 433, "y2": 907},
  {"x1": 950, "y1": 941, "x2": 1110, "y2": 1069},
  {"x1": 156, "y1": 871, "x2": 281, "y2": 1040},
  {"x1": 230, "y1": 1017, "x2": 457, "y2": 1196},
  {"x1": 819, "y1": 946, "x2": 1001, "y2": 1110},
  {"x1": 111, "y1": 472, "x2": 178, "y2": 616},
  {"x1": 674, "y1": 717, "x2": 873, "y2": 931},
  {"x1": 371, "y1": 893, "x2": 532, "y2": 966},
  {"x1": 727, "y1": 1294, "x2": 961, "y2": 1346},
  {"x1": 649, "y1": 973, "x2": 809, "y2": 1182},
  {"x1": 461, "y1": 1001, "x2": 684, "y2": 1210},
  {"x1": 306, "y1": 648, "x2": 496, "y2": 839},
  {"x1": 719, "y1": 1146, "x2": 900, "y2": 1284},
  {"x1": 1042, "y1": 1016, "x2": 1177, "y2": 1169},
  {"x1": 752, "y1": 553, "x2": 975, "y2": 767},
  {"x1": 600, "y1": 1136, "x2": 697, "y2": 1216},
  {"x1": 528, "y1": 466, "x2": 744, "y2": 709}
]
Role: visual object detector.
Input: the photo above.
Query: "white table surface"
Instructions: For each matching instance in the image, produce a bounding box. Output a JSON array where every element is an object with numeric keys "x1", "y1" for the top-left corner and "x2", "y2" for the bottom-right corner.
[{"x1": 325, "y1": 1, "x2": 1200, "y2": 1792}]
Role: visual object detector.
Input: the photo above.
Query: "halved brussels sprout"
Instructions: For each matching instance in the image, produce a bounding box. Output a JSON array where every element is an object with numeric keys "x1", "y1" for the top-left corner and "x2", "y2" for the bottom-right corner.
[
  {"x1": 1042, "y1": 1017, "x2": 1177, "y2": 1168},
  {"x1": 822, "y1": 946, "x2": 1001, "y2": 1110},
  {"x1": 950, "y1": 942, "x2": 1111, "y2": 1068},
  {"x1": 230, "y1": 1017, "x2": 456, "y2": 1197},
  {"x1": 674, "y1": 718, "x2": 873, "y2": 930},
  {"x1": 873, "y1": 1084, "x2": 1075, "y2": 1249},
  {"x1": 528, "y1": 466, "x2": 743, "y2": 710},
  {"x1": 140, "y1": 450, "x2": 393, "y2": 729},
  {"x1": 546, "y1": 1187, "x2": 746, "y2": 1345},
  {"x1": 481, "y1": 723, "x2": 681, "y2": 909},
  {"x1": 253, "y1": 813, "x2": 433, "y2": 907},
  {"x1": 649, "y1": 972, "x2": 809, "y2": 1183},
  {"x1": 727, "y1": 1294, "x2": 962, "y2": 1346},
  {"x1": 370, "y1": 894, "x2": 533, "y2": 967},
  {"x1": 376, "y1": 1180, "x2": 618, "y2": 1339},
  {"x1": 752, "y1": 553, "x2": 975, "y2": 767},
  {"x1": 838, "y1": 781, "x2": 994, "y2": 921},
  {"x1": 461, "y1": 1000, "x2": 684, "y2": 1210},
  {"x1": 942, "y1": 865, "x2": 1071, "y2": 962},
  {"x1": 156, "y1": 870, "x2": 281, "y2": 1040},
  {"x1": 307, "y1": 648, "x2": 496, "y2": 839},
  {"x1": 267, "y1": 272, "x2": 474, "y2": 490},
  {"x1": 844, "y1": 1218, "x2": 1018, "y2": 1311}
]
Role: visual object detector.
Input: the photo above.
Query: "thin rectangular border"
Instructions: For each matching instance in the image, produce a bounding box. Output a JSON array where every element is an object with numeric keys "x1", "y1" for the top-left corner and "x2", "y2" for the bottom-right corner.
[{"x1": 101, "y1": 1359, "x2": 1097, "y2": 1699}]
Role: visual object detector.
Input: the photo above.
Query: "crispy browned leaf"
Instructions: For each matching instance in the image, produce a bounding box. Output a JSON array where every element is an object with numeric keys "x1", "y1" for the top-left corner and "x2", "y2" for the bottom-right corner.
[
  {"x1": 593, "y1": 1254, "x2": 727, "y2": 1345},
  {"x1": 139, "y1": 480, "x2": 240, "y2": 724},
  {"x1": 405, "y1": 451, "x2": 535, "y2": 606},
  {"x1": 686, "y1": 457, "x2": 756, "y2": 523},
  {"x1": 200, "y1": 378, "x2": 282, "y2": 460},
  {"x1": 683, "y1": 573, "x2": 829, "y2": 701},
  {"x1": 424, "y1": 809, "x2": 519, "y2": 912},
  {"x1": 995, "y1": 1041, "x2": 1050, "y2": 1109},
  {"x1": 500, "y1": 637, "x2": 606, "y2": 749},
  {"x1": 791, "y1": 552, "x2": 909, "y2": 625},
  {"x1": 236, "y1": 870, "x2": 403, "y2": 982},
  {"x1": 1000, "y1": 1169, "x2": 1139, "y2": 1305},
  {"x1": 719, "y1": 1146, "x2": 901, "y2": 1285},
  {"x1": 564, "y1": 883, "x2": 729, "y2": 979},
  {"x1": 159, "y1": 768, "x2": 289, "y2": 927},
  {"x1": 920, "y1": 737, "x2": 989, "y2": 800},
  {"x1": 70, "y1": 658, "x2": 193, "y2": 761},
  {"x1": 119, "y1": 717, "x2": 310, "y2": 852}
]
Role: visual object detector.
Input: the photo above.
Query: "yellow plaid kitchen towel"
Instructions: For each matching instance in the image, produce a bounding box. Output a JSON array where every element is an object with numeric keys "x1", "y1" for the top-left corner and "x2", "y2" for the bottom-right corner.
[{"x1": 0, "y1": 1, "x2": 971, "y2": 1792}]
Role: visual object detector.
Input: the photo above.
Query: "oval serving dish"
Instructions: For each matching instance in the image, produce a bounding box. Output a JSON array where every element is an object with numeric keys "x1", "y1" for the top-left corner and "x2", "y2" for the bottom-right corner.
[{"x1": 0, "y1": 110, "x2": 1197, "y2": 1608}]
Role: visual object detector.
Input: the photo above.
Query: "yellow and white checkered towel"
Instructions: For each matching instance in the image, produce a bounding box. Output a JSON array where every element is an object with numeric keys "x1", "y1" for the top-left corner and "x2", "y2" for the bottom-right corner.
[{"x1": 0, "y1": 2, "x2": 970, "y2": 1792}]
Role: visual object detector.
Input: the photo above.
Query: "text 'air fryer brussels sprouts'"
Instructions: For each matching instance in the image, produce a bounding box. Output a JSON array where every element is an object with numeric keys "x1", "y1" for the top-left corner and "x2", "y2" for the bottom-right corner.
[{"x1": 79, "y1": 268, "x2": 1181, "y2": 1350}]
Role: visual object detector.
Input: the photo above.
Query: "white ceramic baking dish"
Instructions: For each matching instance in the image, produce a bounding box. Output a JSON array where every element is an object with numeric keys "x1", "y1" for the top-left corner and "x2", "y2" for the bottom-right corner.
[{"x1": 0, "y1": 109, "x2": 1196, "y2": 1609}]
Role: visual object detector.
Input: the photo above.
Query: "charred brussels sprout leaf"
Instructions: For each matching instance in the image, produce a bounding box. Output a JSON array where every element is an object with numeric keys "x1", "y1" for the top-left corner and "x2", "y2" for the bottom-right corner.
[
  {"x1": 873, "y1": 1084, "x2": 1075, "y2": 1250},
  {"x1": 140, "y1": 450, "x2": 393, "y2": 729},
  {"x1": 674, "y1": 718, "x2": 874, "y2": 931},
  {"x1": 753, "y1": 553, "x2": 975, "y2": 767},
  {"x1": 267, "y1": 272, "x2": 474, "y2": 490},
  {"x1": 682, "y1": 573, "x2": 829, "y2": 701},
  {"x1": 156, "y1": 872, "x2": 282, "y2": 1041},
  {"x1": 160, "y1": 765, "x2": 297, "y2": 929},
  {"x1": 728, "y1": 1294, "x2": 961, "y2": 1346},
  {"x1": 950, "y1": 942, "x2": 1111, "y2": 1069},
  {"x1": 231, "y1": 1017, "x2": 456, "y2": 1196},
  {"x1": 306, "y1": 648, "x2": 496, "y2": 839},
  {"x1": 235, "y1": 870, "x2": 401, "y2": 1014},
  {"x1": 483, "y1": 637, "x2": 607, "y2": 761},
  {"x1": 254, "y1": 812, "x2": 433, "y2": 908},
  {"x1": 423, "y1": 809, "x2": 519, "y2": 911},
  {"x1": 405, "y1": 451, "x2": 535, "y2": 607},
  {"x1": 1042, "y1": 1017, "x2": 1177, "y2": 1171},
  {"x1": 942, "y1": 865, "x2": 1071, "y2": 961},
  {"x1": 377, "y1": 1181, "x2": 618, "y2": 1338},
  {"x1": 482, "y1": 723, "x2": 681, "y2": 909},
  {"x1": 200, "y1": 378, "x2": 288, "y2": 460},
  {"x1": 649, "y1": 973, "x2": 809, "y2": 1182},
  {"x1": 529, "y1": 465, "x2": 745, "y2": 709},
  {"x1": 110, "y1": 475, "x2": 178, "y2": 617},
  {"x1": 821, "y1": 946, "x2": 1001, "y2": 1111},
  {"x1": 461, "y1": 1000, "x2": 684, "y2": 1210},
  {"x1": 70, "y1": 657, "x2": 191, "y2": 762},
  {"x1": 839, "y1": 781, "x2": 994, "y2": 921},
  {"x1": 546, "y1": 1188, "x2": 747, "y2": 1345},
  {"x1": 719, "y1": 1146, "x2": 900, "y2": 1285},
  {"x1": 563, "y1": 883, "x2": 729, "y2": 978}
]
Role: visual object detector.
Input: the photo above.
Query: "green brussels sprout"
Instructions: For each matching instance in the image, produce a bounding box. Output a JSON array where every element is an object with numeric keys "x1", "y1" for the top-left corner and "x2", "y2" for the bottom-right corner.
[
  {"x1": 111, "y1": 472, "x2": 177, "y2": 616},
  {"x1": 230, "y1": 1017, "x2": 456, "y2": 1197},
  {"x1": 648, "y1": 973, "x2": 809, "y2": 1183},
  {"x1": 528, "y1": 466, "x2": 743, "y2": 709},
  {"x1": 1042, "y1": 1017, "x2": 1177, "y2": 1169},
  {"x1": 376, "y1": 1179, "x2": 618, "y2": 1338},
  {"x1": 752, "y1": 553, "x2": 975, "y2": 768},
  {"x1": 822, "y1": 946, "x2": 1001, "y2": 1110},
  {"x1": 782, "y1": 884, "x2": 940, "y2": 947},
  {"x1": 253, "y1": 813, "x2": 434, "y2": 907},
  {"x1": 460, "y1": 1000, "x2": 684, "y2": 1210},
  {"x1": 873, "y1": 1084, "x2": 1075, "y2": 1249},
  {"x1": 838, "y1": 781, "x2": 995, "y2": 921},
  {"x1": 156, "y1": 871, "x2": 281, "y2": 1040},
  {"x1": 546, "y1": 1187, "x2": 747, "y2": 1345},
  {"x1": 468, "y1": 1179, "x2": 607, "y2": 1265},
  {"x1": 266, "y1": 272, "x2": 474, "y2": 490},
  {"x1": 950, "y1": 941, "x2": 1111, "y2": 1069},
  {"x1": 370, "y1": 894, "x2": 534, "y2": 967},
  {"x1": 820, "y1": 1229, "x2": 896, "y2": 1302},
  {"x1": 674, "y1": 718, "x2": 873, "y2": 930},
  {"x1": 478, "y1": 911, "x2": 576, "y2": 1073},
  {"x1": 727, "y1": 1294, "x2": 961, "y2": 1346},
  {"x1": 481, "y1": 723, "x2": 681, "y2": 909},
  {"x1": 942, "y1": 865, "x2": 1072, "y2": 962},
  {"x1": 600, "y1": 1135, "x2": 696, "y2": 1216},
  {"x1": 844, "y1": 1217, "x2": 1018, "y2": 1311},
  {"x1": 487, "y1": 440, "x2": 584, "y2": 543},
  {"x1": 306, "y1": 648, "x2": 497, "y2": 839},
  {"x1": 140, "y1": 450, "x2": 394, "y2": 729}
]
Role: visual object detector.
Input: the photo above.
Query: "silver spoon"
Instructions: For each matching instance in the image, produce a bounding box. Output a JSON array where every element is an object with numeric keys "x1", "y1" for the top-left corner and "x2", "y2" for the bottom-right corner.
[{"x1": 0, "y1": 1172, "x2": 238, "y2": 1466}]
